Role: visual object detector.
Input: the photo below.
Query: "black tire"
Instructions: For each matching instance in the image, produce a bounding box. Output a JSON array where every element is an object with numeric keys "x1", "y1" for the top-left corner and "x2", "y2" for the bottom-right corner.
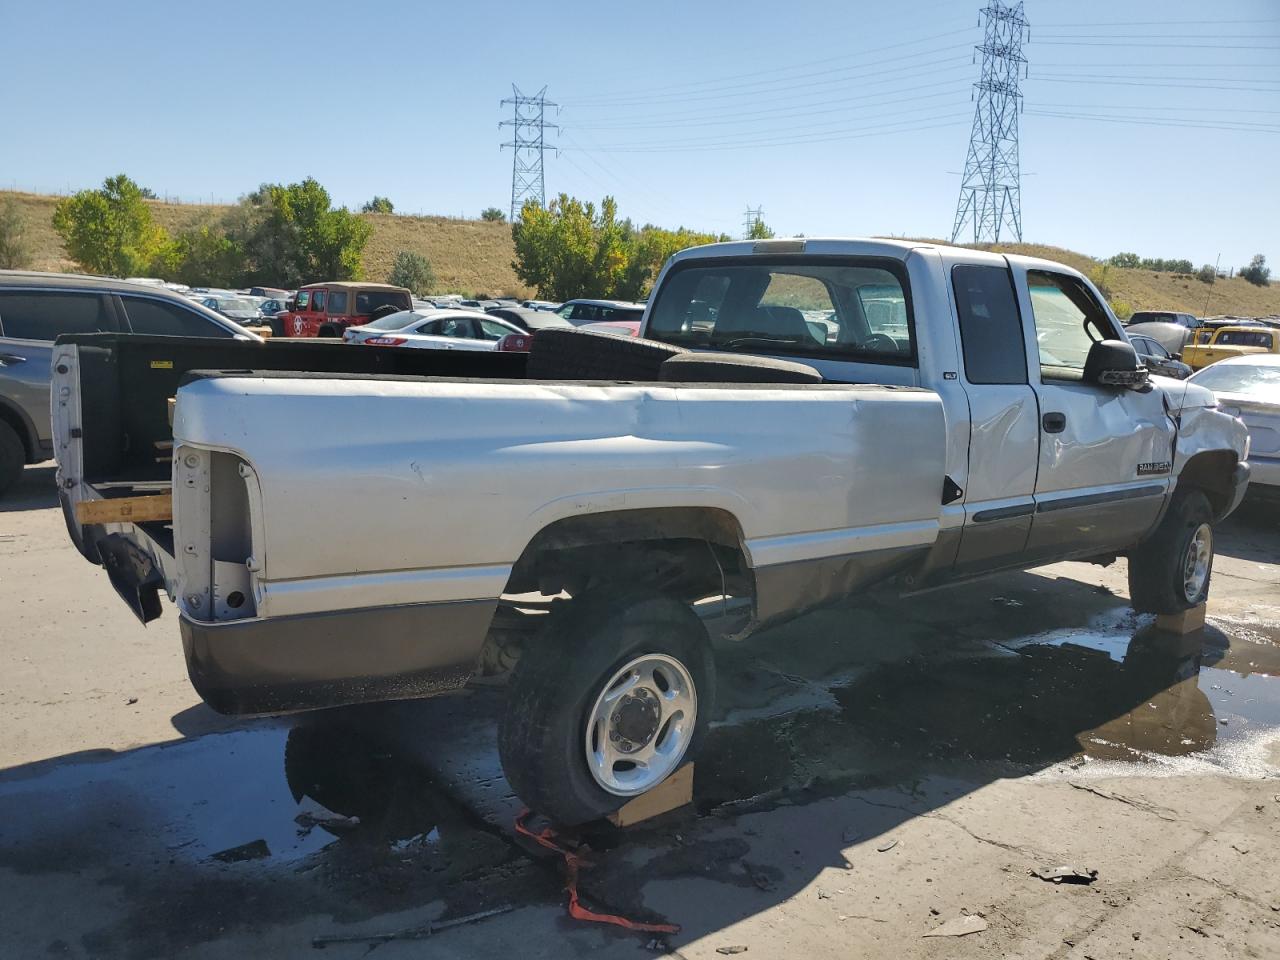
[
  {"x1": 317, "y1": 324, "x2": 339, "y2": 338},
  {"x1": 1128, "y1": 489, "x2": 1215, "y2": 614},
  {"x1": 526, "y1": 327, "x2": 685, "y2": 381},
  {"x1": 368, "y1": 304, "x2": 402, "y2": 323},
  {"x1": 0, "y1": 420, "x2": 24, "y2": 498},
  {"x1": 269, "y1": 316, "x2": 288, "y2": 338},
  {"x1": 498, "y1": 588, "x2": 715, "y2": 825}
]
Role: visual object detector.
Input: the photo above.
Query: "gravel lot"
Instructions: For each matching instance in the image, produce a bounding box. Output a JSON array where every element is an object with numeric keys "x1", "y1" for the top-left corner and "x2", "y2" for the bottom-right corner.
[{"x1": 2, "y1": 464, "x2": 1278, "y2": 959}]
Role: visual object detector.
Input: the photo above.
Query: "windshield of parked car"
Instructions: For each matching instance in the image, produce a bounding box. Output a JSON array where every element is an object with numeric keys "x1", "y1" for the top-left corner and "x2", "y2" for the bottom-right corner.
[
  {"x1": 645, "y1": 259, "x2": 913, "y2": 363},
  {"x1": 218, "y1": 298, "x2": 257, "y2": 313},
  {"x1": 1191, "y1": 361, "x2": 1280, "y2": 400},
  {"x1": 355, "y1": 290, "x2": 412, "y2": 314},
  {"x1": 361, "y1": 309, "x2": 426, "y2": 330}
]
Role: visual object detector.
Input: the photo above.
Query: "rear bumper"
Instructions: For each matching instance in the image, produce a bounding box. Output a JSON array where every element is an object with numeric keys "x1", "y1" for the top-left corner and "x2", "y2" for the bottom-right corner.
[{"x1": 181, "y1": 598, "x2": 497, "y2": 715}]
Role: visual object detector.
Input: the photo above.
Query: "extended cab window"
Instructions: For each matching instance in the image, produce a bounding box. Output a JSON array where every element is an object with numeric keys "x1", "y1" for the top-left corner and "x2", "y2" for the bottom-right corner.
[
  {"x1": 0, "y1": 291, "x2": 114, "y2": 340},
  {"x1": 123, "y1": 297, "x2": 234, "y2": 337},
  {"x1": 951, "y1": 265, "x2": 1027, "y2": 385},
  {"x1": 646, "y1": 259, "x2": 913, "y2": 363},
  {"x1": 1026, "y1": 270, "x2": 1116, "y2": 377}
]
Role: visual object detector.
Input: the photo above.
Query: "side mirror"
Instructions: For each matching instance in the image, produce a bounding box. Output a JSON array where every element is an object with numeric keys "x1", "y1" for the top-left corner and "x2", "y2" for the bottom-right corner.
[{"x1": 1085, "y1": 339, "x2": 1149, "y2": 388}]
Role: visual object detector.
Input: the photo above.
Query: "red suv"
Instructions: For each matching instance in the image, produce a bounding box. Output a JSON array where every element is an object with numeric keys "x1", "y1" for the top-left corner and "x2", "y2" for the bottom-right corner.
[{"x1": 276, "y1": 282, "x2": 412, "y2": 338}]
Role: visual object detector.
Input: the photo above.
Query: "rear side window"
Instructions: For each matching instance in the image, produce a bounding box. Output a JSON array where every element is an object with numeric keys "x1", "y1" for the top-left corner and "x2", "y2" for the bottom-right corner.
[
  {"x1": 1216, "y1": 330, "x2": 1273, "y2": 348},
  {"x1": 355, "y1": 290, "x2": 411, "y2": 314},
  {"x1": 328, "y1": 291, "x2": 350, "y2": 314},
  {"x1": 951, "y1": 265, "x2": 1027, "y2": 385},
  {"x1": 122, "y1": 297, "x2": 233, "y2": 338},
  {"x1": 0, "y1": 291, "x2": 113, "y2": 340}
]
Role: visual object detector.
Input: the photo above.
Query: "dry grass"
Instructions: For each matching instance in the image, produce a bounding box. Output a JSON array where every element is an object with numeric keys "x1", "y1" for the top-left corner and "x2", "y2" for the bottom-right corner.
[
  {"x1": 1, "y1": 191, "x2": 527, "y2": 297},
  {"x1": 8, "y1": 190, "x2": 1277, "y2": 315}
]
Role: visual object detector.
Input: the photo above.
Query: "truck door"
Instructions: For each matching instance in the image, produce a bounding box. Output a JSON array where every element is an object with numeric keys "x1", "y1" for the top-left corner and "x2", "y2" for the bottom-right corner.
[
  {"x1": 949, "y1": 263, "x2": 1040, "y2": 573},
  {"x1": 1011, "y1": 265, "x2": 1175, "y2": 560}
]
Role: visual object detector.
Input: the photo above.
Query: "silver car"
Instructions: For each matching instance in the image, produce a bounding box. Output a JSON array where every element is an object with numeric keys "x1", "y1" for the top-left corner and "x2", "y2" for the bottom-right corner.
[{"x1": 0, "y1": 271, "x2": 257, "y2": 496}]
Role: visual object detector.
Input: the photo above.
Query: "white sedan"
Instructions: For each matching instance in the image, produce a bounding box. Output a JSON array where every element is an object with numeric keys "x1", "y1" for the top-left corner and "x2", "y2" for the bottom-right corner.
[
  {"x1": 344, "y1": 309, "x2": 529, "y2": 351},
  {"x1": 1189, "y1": 354, "x2": 1280, "y2": 504}
]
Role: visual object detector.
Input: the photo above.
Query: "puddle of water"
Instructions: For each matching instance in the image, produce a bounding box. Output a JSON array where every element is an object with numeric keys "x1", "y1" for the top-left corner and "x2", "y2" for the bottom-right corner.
[{"x1": 693, "y1": 619, "x2": 1280, "y2": 808}]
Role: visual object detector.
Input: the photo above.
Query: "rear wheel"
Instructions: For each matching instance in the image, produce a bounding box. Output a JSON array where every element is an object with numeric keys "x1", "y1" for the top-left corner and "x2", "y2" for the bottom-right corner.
[
  {"x1": 317, "y1": 324, "x2": 339, "y2": 338},
  {"x1": 498, "y1": 589, "x2": 714, "y2": 825},
  {"x1": 1127, "y1": 489, "x2": 1215, "y2": 614},
  {"x1": 0, "y1": 420, "x2": 25, "y2": 498}
]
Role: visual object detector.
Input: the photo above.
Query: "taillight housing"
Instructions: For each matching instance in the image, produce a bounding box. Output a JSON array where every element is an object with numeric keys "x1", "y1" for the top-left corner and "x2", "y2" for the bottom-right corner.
[
  {"x1": 496, "y1": 333, "x2": 533, "y2": 352},
  {"x1": 364, "y1": 336, "x2": 407, "y2": 346}
]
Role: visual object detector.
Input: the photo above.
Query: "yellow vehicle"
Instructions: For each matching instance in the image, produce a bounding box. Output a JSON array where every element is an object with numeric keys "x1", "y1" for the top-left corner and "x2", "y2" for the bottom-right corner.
[{"x1": 1182, "y1": 325, "x2": 1279, "y2": 370}]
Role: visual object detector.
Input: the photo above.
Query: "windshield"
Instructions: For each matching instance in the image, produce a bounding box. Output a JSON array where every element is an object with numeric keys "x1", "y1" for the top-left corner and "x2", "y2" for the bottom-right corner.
[
  {"x1": 645, "y1": 259, "x2": 913, "y2": 363},
  {"x1": 1191, "y1": 361, "x2": 1280, "y2": 400},
  {"x1": 218, "y1": 298, "x2": 257, "y2": 313},
  {"x1": 361, "y1": 309, "x2": 425, "y2": 330}
]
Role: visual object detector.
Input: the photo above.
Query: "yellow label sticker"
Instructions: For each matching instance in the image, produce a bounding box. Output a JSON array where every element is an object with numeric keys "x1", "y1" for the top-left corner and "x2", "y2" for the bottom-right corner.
[{"x1": 150, "y1": 360, "x2": 174, "y2": 369}]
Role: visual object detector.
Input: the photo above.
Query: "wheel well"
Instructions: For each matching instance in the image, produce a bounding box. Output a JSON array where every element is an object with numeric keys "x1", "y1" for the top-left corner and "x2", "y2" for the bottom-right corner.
[
  {"x1": 0, "y1": 400, "x2": 35, "y2": 462},
  {"x1": 503, "y1": 507, "x2": 755, "y2": 603},
  {"x1": 1177, "y1": 450, "x2": 1238, "y2": 517}
]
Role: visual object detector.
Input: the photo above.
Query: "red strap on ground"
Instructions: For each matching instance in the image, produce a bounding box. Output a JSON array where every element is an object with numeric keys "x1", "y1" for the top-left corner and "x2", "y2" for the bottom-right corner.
[{"x1": 513, "y1": 808, "x2": 680, "y2": 934}]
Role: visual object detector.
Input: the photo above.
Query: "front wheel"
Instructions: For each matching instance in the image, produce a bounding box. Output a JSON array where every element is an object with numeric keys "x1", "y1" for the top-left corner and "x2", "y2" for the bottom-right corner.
[
  {"x1": 1127, "y1": 489, "x2": 1215, "y2": 614},
  {"x1": 498, "y1": 589, "x2": 714, "y2": 825}
]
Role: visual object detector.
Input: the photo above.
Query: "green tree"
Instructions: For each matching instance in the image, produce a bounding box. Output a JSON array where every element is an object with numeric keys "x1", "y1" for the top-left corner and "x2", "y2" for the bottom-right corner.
[
  {"x1": 387, "y1": 250, "x2": 436, "y2": 296},
  {"x1": 1195, "y1": 264, "x2": 1217, "y2": 285},
  {"x1": 746, "y1": 217, "x2": 775, "y2": 240},
  {"x1": 1108, "y1": 252, "x2": 1140, "y2": 269},
  {"x1": 170, "y1": 225, "x2": 247, "y2": 287},
  {"x1": 361, "y1": 196, "x2": 394, "y2": 214},
  {"x1": 1240, "y1": 254, "x2": 1270, "y2": 287},
  {"x1": 0, "y1": 199, "x2": 32, "y2": 269},
  {"x1": 513, "y1": 193, "x2": 724, "y2": 301},
  {"x1": 52, "y1": 174, "x2": 172, "y2": 276},
  {"x1": 231, "y1": 178, "x2": 373, "y2": 286},
  {"x1": 481, "y1": 207, "x2": 506, "y2": 222}
]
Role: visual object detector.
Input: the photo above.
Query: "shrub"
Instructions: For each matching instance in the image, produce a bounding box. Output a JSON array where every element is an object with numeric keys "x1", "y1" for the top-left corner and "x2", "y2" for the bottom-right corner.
[
  {"x1": 1195, "y1": 264, "x2": 1216, "y2": 284},
  {"x1": 480, "y1": 207, "x2": 506, "y2": 222},
  {"x1": 1108, "y1": 252, "x2": 1140, "y2": 269},
  {"x1": 1240, "y1": 254, "x2": 1270, "y2": 287},
  {"x1": 0, "y1": 199, "x2": 32, "y2": 269},
  {"x1": 361, "y1": 196, "x2": 394, "y2": 214},
  {"x1": 1111, "y1": 299, "x2": 1134, "y2": 321},
  {"x1": 1087, "y1": 264, "x2": 1114, "y2": 299},
  {"x1": 387, "y1": 250, "x2": 435, "y2": 296}
]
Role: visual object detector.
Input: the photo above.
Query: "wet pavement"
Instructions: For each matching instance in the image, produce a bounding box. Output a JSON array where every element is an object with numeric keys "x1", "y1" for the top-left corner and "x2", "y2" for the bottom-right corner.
[{"x1": 1, "y1": 510, "x2": 1279, "y2": 958}]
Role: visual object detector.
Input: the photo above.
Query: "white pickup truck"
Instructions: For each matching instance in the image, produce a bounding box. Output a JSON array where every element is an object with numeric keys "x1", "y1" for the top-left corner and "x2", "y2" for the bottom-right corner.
[{"x1": 52, "y1": 239, "x2": 1250, "y2": 824}]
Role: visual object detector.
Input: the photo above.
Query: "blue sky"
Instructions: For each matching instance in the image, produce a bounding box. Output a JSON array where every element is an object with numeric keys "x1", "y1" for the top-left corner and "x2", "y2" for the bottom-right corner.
[{"x1": 1, "y1": 0, "x2": 1276, "y2": 268}]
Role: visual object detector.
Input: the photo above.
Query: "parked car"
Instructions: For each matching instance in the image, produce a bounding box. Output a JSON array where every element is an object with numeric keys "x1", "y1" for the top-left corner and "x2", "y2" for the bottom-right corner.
[
  {"x1": 555, "y1": 298, "x2": 645, "y2": 326},
  {"x1": 521, "y1": 300, "x2": 560, "y2": 312},
  {"x1": 345, "y1": 309, "x2": 523, "y2": 349},
  {"x1": 198, "y1": 295, "x2": 264, "y2": 325},
  {"x1": 51, "y1": 239, "x2": 1250, "y2": 825},
  {"x1": 249, "y1": 286, "x2": 291, "y2": 300},
  {"x1": 1182, "y1": 325, "x2": 1280, "y2": 370},
  {"x1": 484, "y1": 307, "x2": 573, "y2": 334},
  {"x1": 579, "y1": 319, "x2": 641, "y2": 338},
  {"x1": 0, "y1": 271, "x2": 258, "y2": 496},
  {"x1": 1189, "y1": 355, "x2": 1279, "y2": 504},
  {"x1": 1123, "y1": 321, "x2": 1193, "y2": 357},
  {"x1": 1125, "y1": 310, "x2": 1199, "y2": 331},
  {"x1": 1129, "y1": 333, "x2": 1191, "y2": 379},
  {"x1": 258, "y1": 298, "x2": 290, "y2": 317},
  {"x1": 276, "y1": 282, "x2": 413, "y2": 338}
]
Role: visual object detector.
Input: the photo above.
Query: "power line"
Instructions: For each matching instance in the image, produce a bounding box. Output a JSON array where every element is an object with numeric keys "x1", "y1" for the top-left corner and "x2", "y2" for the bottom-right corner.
[
  {"x1": 1035, "y1": 40, "x2": 1280, "y2": 48},
  {"x1": 1026, "y1": 110, "x2": 1280, "y2": 134},
  {"x1": 500, "y1": 85, "x2": 558, "y2": 221},
  {"x1": 951, "y1": 1, "x2": 1029, "y2": 245}
]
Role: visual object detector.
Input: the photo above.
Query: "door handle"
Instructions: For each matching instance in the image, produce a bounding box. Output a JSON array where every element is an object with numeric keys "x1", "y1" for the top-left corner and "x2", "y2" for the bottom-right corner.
[
  {"x1": 1042, "y1": 412, "x2": 1067, "y2": 433},
  {"x1": 0, "y1": 353, "x2": 27, "y2": 366}
]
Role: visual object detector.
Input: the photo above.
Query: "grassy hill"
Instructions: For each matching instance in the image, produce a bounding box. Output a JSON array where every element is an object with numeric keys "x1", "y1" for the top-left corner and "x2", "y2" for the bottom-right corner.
[
  {"x1": 5, "y1": 190, "x2": 1277, "y2": 316},
  {"x1": 1, "y1": 191, "x2": 529, "y2": 297}
]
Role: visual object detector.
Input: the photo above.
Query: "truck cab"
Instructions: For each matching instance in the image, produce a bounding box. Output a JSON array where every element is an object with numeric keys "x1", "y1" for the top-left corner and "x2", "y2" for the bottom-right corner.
[
  {"x1": 1182, "y1": 325, "x2": 1279, "y2": 370},
  {"x1": 277, "y1": 282, "x2": 412, "y2": 337}
]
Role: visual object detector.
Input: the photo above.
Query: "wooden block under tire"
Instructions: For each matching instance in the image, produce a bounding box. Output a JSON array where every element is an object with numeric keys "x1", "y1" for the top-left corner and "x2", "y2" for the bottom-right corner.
[
  {"x1": 75, "y1": 493, "x2": 173, "y2": 525},
  {"x1": 1155, "y1": 602, "x2": 1206, "y2": 635},
  {"x1": 606, "y1": 763, "x2": 694, "y2": 827}
]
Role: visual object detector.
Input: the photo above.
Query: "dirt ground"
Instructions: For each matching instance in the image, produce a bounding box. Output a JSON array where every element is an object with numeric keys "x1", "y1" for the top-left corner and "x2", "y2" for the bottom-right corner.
[{"x1": 1, "y1": 463, "x2": 1279, "y2": 959}]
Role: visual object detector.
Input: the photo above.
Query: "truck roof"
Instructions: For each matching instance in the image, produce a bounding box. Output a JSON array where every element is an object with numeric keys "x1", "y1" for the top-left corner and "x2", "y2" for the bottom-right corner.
[{"x1": 298, "y1": 281, "x2": 409, "y2": 292}]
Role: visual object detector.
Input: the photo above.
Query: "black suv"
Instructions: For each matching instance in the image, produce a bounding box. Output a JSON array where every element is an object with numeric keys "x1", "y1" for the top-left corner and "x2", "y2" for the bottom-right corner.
[{"x1": 0, "y1": 272, "x2": 258, "y2": 496}]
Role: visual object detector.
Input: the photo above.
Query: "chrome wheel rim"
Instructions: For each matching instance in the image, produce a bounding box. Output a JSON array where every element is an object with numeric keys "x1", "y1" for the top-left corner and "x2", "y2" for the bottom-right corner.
[
  {"x1": 1183, "y1": 523, "x2": 1213, "y2": 602},
  {"x1": 584, "y1": 653, "x2": 697, "y2": 797}
]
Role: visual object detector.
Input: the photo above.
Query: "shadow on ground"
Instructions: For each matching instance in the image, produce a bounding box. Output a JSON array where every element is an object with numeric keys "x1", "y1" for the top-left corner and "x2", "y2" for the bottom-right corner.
[{"x1": 0, "y1": 464, "x2": 58, "y2": 513}]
